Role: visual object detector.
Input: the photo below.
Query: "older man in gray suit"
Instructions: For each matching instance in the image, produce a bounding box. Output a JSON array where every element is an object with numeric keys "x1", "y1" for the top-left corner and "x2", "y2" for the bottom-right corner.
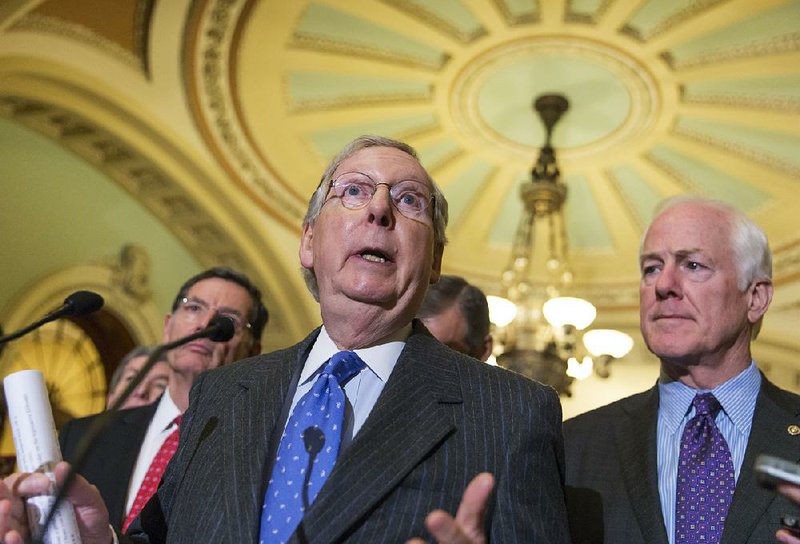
[
  {"x1": 564, "y1": 196, "x2": 800, "y2": 544},
  {"x1": 0, "y1": 135, "x2": 569, "y2": 544}
]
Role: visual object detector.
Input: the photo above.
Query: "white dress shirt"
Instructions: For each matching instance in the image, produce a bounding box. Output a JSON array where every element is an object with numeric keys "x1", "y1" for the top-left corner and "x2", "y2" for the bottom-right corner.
[
  {"x1": 284, "y1": 324, "x2": 409, "y2": 440},
  {"x1": 124, "y1": 389, "x2": 181, "y2": 514}
]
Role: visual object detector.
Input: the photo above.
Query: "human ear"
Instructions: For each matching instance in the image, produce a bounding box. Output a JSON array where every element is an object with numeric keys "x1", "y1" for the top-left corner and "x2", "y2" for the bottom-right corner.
[
  {"x1": 747, "y1": 279, "x2": 773, "y2": 324},
  {"x1": 299, "y1": 223, "x2": 315, "y2": 271}
]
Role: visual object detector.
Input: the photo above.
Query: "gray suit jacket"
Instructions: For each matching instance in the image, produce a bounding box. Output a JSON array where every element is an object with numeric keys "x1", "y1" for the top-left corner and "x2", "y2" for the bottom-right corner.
[
  {"x1": 128, "y1": 323, "x2": 570, "y2": 543},
  {"x1": 563, "y1": 377, "x2": 800, "y2": 544}
]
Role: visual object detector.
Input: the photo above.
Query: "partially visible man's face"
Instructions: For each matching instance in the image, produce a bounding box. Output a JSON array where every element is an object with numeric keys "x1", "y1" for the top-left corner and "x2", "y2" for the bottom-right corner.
[
  {"x1": 162, "y1": 277, "x2": 256, "y2": 376},
  {"x1": 421, "y1": 304, "x2": 477, "y2": 359},
  {"x1": 639, "y1": 202, "x2": 756, "y2": 367},
  {"x1": 300, "y1": 146, "x2": 442, "y2": 324},
  {"x1": 106, "y1": 356, "x2": 170, "y2": 410}
]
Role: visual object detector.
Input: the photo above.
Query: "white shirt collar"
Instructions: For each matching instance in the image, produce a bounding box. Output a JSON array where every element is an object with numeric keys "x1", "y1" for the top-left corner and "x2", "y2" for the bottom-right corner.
[
  {"x1": 151, "y1": 387, "x2": 182, "y2": 432},
  {"x1": 301, "y1": 324, "x2": 411, "y2": 385}
]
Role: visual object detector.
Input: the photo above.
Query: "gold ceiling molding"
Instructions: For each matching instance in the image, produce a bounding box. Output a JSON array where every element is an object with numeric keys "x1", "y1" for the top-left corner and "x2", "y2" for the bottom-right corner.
[
  {"x1": 490, "y1": 0, "x2": 537, "y2": 26},
  {"x1": 680, "y1": 86, "x2": 800, "y2": 114},
  {"x1": 289, "y1": 32, "x2": 448, "y2": 71},
  {"x1": 378, "y1": 0, "x2": 487, "y2": 44},
  {"x1": 11, "y1": 13, "x2": 145, "y2": 73},
  {"x1": 673, "y1": 125, "x2": 800, "y2": 177},
  {"x1": 564, "y1": 0, "x2": 613, "y2": 24},
  {"x1": 662, "y1": 33, "x2": 800, "y2": 70},
  {"x1": 642, "y1": 151, "x2": 705, "y2": 193},
  {"x1": 286, "y1": 86, "x2": 433, "y2": 112},
  {"x1": 606, "y1": 169, "x2": 650, "y2": 231},
  {"x1": 449, "y1": 36, "x2": 661, "y2": 163},
  {"x1": 186, "y1": 0, "x2": 306, "y2": 231},
  {"x1": 0, "y1": 94, "x2": 252, "y2": 289},
  {"x1": 620, "y1": 0, "x2": 727, "y2": 42},
  {"x1": 0, "y1": 92, "x2": 304, "y2": 347}
]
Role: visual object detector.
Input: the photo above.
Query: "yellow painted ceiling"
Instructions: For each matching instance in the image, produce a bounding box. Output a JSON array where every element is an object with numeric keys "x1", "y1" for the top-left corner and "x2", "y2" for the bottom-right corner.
[{"x1": 1, "y1": 0, "x2": 799, "y2": 365}]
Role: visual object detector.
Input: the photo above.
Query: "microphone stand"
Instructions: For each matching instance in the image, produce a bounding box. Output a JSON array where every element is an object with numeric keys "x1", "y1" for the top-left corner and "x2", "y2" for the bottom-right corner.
[
  {"x1": 296, "y1": 426, "x2": 325, "y2": 544},
  {"x1": 0, "y1": 291, "x2": 104, "y2": 346},
  {"x1": 35, "y1": 317, "x2": 234, "y2": 544}
]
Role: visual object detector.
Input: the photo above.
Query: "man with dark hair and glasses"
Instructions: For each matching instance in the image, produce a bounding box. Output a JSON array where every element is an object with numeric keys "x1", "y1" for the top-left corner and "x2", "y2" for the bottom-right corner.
[
  {"x1": 0, "y1": 137, "x2": 567, "y2": 544},
  {"x1": 58, "y1": 266, "x2": 268, "y2": 532}
]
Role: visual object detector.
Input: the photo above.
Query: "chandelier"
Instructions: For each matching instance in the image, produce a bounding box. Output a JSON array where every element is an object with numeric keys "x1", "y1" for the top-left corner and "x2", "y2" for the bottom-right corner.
[{"x1": 490, "y1": 94, "x2": 633, "y2": 396}]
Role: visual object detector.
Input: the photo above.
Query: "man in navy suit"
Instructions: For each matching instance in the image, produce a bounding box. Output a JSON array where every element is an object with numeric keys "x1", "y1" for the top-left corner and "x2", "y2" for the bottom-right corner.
[
  {"x1": 564, "y1": 196, "x2": 800, "y2": 544},
  {"x1": 0, "y1": 135, "x2": 569, "y2": 543},
  {"x1": 59, "y1": 266, "x2": 268, "y2": 530}
]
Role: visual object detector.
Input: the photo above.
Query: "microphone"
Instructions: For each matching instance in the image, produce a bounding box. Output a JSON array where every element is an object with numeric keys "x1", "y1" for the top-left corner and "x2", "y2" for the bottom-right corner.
[
  {"x1": 38, "y1": 314, "x2": 236, "y2": 543},
  {"x1": 205, "y1": 315, "x2": 236, "y2": 343},
  {"x1": 301, "y1": 426, "x2": 325, "y2": 511},
  {"x1": 296, "y1": 426, "x2": 325, "y2": 544},
  {"x1": 0, "y1": 291, "x2": 104, "y2": 345}
]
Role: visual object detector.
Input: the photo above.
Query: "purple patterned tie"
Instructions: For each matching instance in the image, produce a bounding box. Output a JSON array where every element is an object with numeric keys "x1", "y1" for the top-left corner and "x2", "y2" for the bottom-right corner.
[{"x1": 675, "y1": 393, "x2": 735, "y2": 543}]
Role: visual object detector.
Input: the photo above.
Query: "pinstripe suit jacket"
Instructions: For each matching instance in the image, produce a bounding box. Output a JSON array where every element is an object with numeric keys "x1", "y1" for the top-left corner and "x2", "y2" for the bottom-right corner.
[
  {"x1": 127, "y1": 322, "x2": 570, "y2": 543},
  {"x1": 563, "y1": 377, "x2": 800, "y2": 544},
  {"x1": 60, "y1": 401, "x2": 158, "y2": 529}
]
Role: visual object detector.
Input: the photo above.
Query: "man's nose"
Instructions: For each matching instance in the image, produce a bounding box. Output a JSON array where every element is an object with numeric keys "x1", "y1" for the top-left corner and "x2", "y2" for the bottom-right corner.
[
  {"x1": 655, "y1": 263, "x2": 681, "y2": 299},
  {"x1": 200, "y1": 306, "x2": 222, "y2": 327},
  {"x1": 365, "y1": 184, "x2": 395, "y2": 228},
  {"x1": 132, "y1": 382, "x2": 148, "y2": 399}
]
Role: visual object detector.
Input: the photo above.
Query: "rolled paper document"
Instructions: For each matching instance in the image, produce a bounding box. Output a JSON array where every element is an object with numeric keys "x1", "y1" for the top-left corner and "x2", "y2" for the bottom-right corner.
[{"x1": 3, "y1": 369, "x2": 81, "y2": 544}]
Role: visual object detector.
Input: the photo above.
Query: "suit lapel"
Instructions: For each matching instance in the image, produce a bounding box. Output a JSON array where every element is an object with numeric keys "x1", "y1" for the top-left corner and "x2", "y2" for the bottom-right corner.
[
  {"x1": 106, "y1": 403, "x2": 159, "y2": 527},
  {"x1": 300, "y1": 325, "x2": 461, "y2": 543},
  {"x1": 615, "y1": 386, "x2": 669, "y2": 544},
  {"x1": 221, "y1": 334, "x2": 316, "y2": 544},
  {"x1": 722, "y1": 377, "x2": 800, "y2": 544}
]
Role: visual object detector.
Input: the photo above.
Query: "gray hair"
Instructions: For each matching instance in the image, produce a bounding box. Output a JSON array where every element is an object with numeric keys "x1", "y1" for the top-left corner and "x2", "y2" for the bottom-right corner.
[
  {"x1": 108, "y1": 345, "x2": 165, "y2": 392},
  {"x1": 301, "y1": 135, "x2": 449, "y2": 300},
  {"x1": 641, "y1": 195, "x2": 772, "y2": 337}
]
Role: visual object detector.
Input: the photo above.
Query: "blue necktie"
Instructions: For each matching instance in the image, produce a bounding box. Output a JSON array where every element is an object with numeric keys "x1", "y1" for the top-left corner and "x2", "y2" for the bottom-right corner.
[
  {"x1": 674, "y1": 393, "x2": 735, "y2": 543},
  {"x1": 260, "y1": 351, "x2": 366, "y2": 544}
]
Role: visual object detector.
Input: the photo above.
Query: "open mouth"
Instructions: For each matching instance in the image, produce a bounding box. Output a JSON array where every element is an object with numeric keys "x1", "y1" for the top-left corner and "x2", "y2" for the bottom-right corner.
[{"x1": 359, "y1": 249, "x2": 390, "y2": 263}]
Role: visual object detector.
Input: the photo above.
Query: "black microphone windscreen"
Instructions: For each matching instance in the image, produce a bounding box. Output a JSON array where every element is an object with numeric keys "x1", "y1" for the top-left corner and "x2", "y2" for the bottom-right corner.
[
  {"x1": 64, "y1": 291, "x2": 104, "y2": 316},
  {"x1": 302, "y1": 426, "x2": 325, "y2": 455},
  {"x1": 207, "y1": 315, "x2": 236, "y2": 342}
]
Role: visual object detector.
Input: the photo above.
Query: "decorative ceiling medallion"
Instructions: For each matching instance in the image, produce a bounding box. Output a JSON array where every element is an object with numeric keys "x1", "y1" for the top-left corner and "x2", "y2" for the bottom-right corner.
[
  {"x1": 188, "y1": 0, "x2": 306, "y2": 228},
  {"x1": 449, "y1": 36, "x2": 661, "y2": 164}
]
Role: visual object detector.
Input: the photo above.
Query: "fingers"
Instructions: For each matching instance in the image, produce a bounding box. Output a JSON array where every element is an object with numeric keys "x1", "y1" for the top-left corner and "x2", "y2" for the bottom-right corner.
[
  {"x1": 53, "y1": 462, "x2": 112, "y2": 544},
  {"x1": 422, "y1": 473, "x2": 495, "y2": 544},
  {"x1": 7, "y1": 471, "x2": 54, "y2": 497},
  {"x1": 777, "y1": 483, "x2": 800, "y2": 505},
  {"x1": 0, "y1": 479, "x2": 31, "y2": 544},
  {"x1": 777, "y1": 528, "x2": 800, "y2": 544},
  {"x1": 425, "y1": 510, "x2": 472, "y2": 544},
  {"x1": 454, "y1": 472, "x2": 494, "y2": 527}
]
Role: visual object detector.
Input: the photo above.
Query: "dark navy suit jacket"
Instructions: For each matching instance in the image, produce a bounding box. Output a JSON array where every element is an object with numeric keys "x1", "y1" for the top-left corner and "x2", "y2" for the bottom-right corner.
[
  {"x1": 60, "y1": 401, "x2": 158, "y2": 529},
  {"x1": 127, "y1": 322, "x2": 570, "y2": 543},
  {"x1": 564, "y1": 377, "x2": 800, "y2": 544}
]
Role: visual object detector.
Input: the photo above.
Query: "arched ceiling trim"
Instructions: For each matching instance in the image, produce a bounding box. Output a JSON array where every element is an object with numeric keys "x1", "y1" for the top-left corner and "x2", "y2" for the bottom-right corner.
[
  {"x1": 0, "y1": 61, "x2": 315, "y2": 346},
  {"x1": 13, "y1": 0, "x2": 153, "y2": 75},
  {"x1": 185, "y1": 0, "x2": 308, "y2": 232}
]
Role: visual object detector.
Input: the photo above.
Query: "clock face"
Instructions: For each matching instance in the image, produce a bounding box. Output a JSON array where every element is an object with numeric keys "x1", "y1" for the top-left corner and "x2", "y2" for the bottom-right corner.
[{"x1": 0, "y1": 319, "x2": 107, "y2": 457}]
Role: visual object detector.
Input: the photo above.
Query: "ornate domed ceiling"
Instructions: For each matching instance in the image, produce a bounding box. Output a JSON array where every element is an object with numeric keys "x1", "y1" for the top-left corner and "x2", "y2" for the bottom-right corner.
[
  {"x1": 187, "y1": 0, "x2": 800, "y2": 293},
  {"x1": 1, "y1": 0, "x2": 799, "y2": 376}
]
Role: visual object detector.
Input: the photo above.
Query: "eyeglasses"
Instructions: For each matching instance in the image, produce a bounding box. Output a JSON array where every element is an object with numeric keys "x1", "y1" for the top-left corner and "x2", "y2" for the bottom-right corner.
[
  {"x1": 175, "y1": 297, "x2": 251, "y2": 335},
  {"x1": 328, "y1": 171, "x2": 435, "y2": 222}
]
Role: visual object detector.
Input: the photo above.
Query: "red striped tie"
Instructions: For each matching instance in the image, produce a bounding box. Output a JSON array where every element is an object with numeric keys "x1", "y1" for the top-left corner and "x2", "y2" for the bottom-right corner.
[{"x1": 122, "y1": 415, "x2": 182, "y2": 532}]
